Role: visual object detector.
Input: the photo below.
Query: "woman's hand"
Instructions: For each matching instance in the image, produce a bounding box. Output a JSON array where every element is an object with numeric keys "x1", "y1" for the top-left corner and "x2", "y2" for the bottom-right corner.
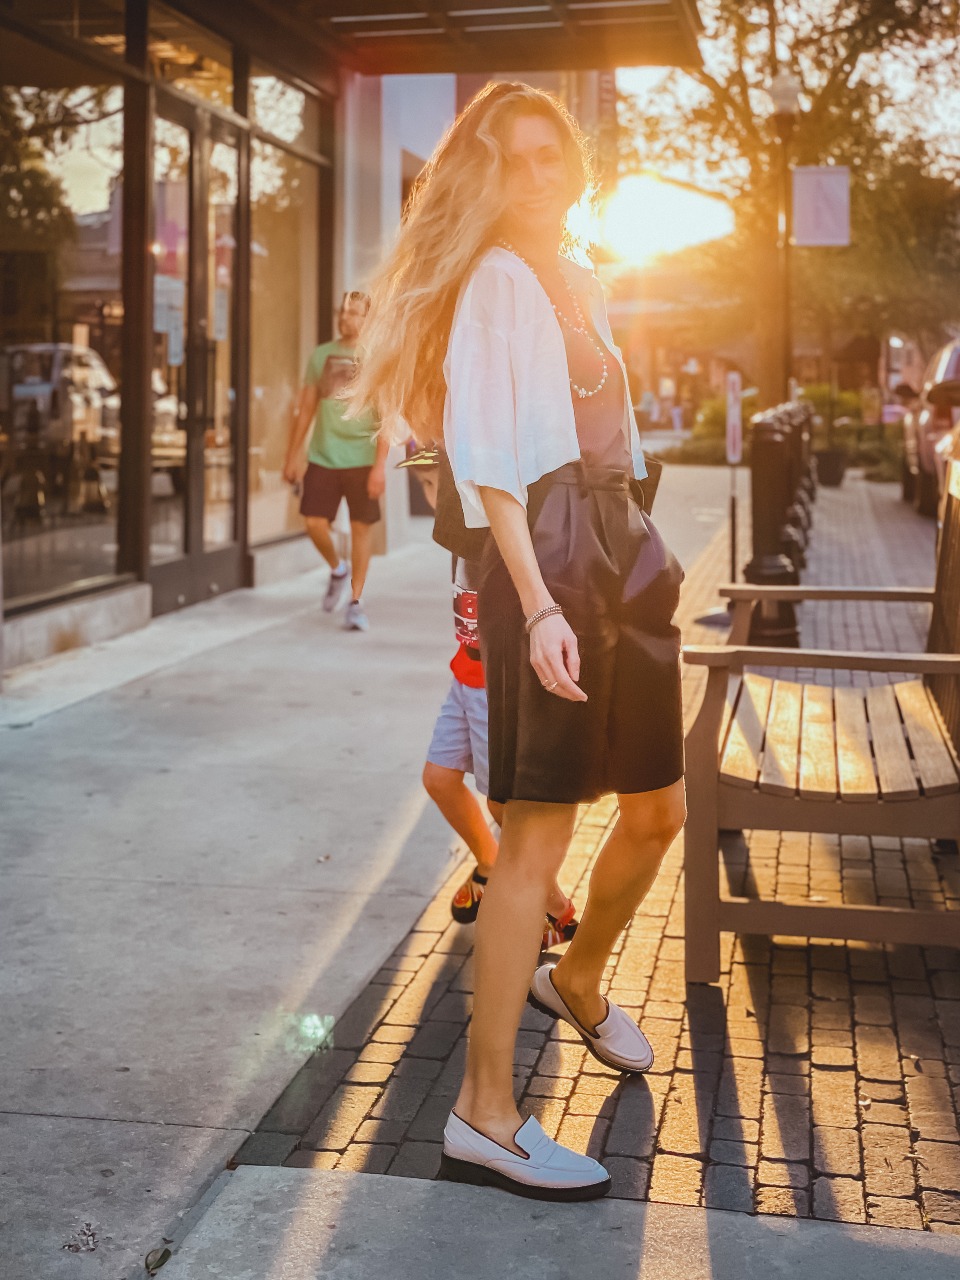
[
  {"x1": 475, "y1": 486, "x2": 587, "y2": 703},
  {"x1": 529, "y1": 613, "x2": 587, "y2": 702}
]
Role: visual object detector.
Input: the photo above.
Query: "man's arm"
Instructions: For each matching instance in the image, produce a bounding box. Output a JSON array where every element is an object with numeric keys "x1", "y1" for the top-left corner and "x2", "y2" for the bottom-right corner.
[
  {"x1": 283, "y1": 384, "x2": 321, "y2": 485},
  {"x1": 366, "y1": 431, "x2": 390, "y2": 499}
]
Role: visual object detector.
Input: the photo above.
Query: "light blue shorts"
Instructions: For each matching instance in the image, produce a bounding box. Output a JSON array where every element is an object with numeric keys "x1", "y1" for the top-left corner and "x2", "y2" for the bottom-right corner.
[{"x1": 426, "y1": 678, "x2": 490, "y2": 798}]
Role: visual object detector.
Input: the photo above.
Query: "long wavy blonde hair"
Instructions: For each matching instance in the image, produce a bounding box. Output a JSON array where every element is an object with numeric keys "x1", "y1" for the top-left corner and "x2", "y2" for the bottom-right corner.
[{"x1": 347, "y1": 81, "x2": 593, "y2": 442}]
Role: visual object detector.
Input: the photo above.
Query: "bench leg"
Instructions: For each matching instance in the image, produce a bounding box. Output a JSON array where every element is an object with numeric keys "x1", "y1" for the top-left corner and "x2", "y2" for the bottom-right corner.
[{"x1": 683, "y1": 778, "x2": 722, "y2": 985}]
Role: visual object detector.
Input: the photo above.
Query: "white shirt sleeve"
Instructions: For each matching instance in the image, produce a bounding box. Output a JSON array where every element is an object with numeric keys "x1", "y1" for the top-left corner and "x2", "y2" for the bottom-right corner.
[{"x1": 443, "y1": 263, "x2": 525, "y2": 528}]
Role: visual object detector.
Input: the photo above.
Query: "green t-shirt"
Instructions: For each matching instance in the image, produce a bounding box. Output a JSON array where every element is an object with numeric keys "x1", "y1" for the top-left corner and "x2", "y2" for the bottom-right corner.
[{"x1": 304, "y1": 341, "x2": 378, "y2": 469}]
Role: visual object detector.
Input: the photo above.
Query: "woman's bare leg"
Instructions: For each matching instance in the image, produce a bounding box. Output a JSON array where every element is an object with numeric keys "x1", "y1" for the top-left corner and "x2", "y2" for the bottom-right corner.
[
  {"x1": 454, "y1": 800, "x2": 577, "y2": 1150},
  {"x1": 480, "y1": 801, "x2": 572, "y2": 918},
  {"x1": 551, "y1": 780, "x2": 686, "y2": 1033}
]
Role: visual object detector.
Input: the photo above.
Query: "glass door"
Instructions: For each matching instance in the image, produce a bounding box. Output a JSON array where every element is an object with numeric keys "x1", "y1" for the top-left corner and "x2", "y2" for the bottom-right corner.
[{"x1": 149, "y1": 95, "x2": 242, "y2": 612}]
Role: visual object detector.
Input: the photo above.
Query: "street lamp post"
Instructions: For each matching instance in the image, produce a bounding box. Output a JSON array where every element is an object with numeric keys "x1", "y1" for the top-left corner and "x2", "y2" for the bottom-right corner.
[{"x1": 768, "y1": 71, "x2": 802, "y2": 404}]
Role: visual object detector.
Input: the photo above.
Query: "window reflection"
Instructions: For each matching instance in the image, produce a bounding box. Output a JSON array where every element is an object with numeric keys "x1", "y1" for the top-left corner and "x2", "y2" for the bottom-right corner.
[
  {"x1": 0, "y1": 33, "x2": 123, "y2": 605},
  {"x1": 249, "y1": 139, "x2": 319, "y2": 544},
  {"x1": 2, "y1": 0, "x2": 126, "y2": 58},
  {"x1": 148, "y1": 2, "x2": 233, "y2": 108},
  {"x1": 249, "y1": 67, "x2": 321, "y2": 150}
]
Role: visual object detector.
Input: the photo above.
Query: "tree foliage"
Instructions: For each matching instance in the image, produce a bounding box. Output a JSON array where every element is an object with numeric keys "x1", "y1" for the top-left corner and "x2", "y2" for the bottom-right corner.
[
  {"x1": 0, "y1": 86, "x2": 121, "y2": 248},
  {"x1": 617, "y1": 1, "x2": 960, "y2": 398}
]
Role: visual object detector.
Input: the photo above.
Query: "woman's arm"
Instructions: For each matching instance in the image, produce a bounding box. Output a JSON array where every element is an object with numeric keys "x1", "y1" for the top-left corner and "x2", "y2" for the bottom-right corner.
[{"x1": 479, "y1": 486, "x2": 586, "y2": 704}]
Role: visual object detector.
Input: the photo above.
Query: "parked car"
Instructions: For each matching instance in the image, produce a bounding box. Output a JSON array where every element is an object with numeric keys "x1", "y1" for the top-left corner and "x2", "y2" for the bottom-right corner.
[
  {"x1": 4, "y1": 342, "x2": 118, "y2": 450},
  {"x1": 898, "y1": 339, "x2": 960, "y2": 516}
]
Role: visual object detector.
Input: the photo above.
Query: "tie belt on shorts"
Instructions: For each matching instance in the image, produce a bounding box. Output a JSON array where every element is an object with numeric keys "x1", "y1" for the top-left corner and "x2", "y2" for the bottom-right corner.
[{"x1": 542, "y1": 460, "x2": 631, "y2": 495}]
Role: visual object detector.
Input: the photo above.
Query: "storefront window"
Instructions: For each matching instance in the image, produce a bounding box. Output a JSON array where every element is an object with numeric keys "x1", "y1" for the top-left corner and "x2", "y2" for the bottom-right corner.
[
  {"x1": 148, "y1": 2, "x2": 232, "y2": 108},
  {"x1": 249, "y1": 65, "x2": 321, "y2": 150},
  {"x1": 1, "y1": 0, "x2": 126, "y2": 58},
  {"x1": 249, "y1": 139, "x2": 319, "y2": 545},
  {"x1": 0, "y1": 30, "x2": 123, "y2": 605}
]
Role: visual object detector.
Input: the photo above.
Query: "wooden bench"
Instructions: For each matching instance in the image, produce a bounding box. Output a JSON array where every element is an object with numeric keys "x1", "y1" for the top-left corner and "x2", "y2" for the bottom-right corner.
[{"x1": 681, "y1": 456, "x2": 960, "y2": 983}]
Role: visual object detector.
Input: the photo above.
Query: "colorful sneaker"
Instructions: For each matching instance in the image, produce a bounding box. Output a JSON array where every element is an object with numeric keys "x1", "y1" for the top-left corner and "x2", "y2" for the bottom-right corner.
[
  {"x1": 541, "y1": 900, "x2": 579, "y2": 951},
  {"x1": 344, "y1": 600, "x2": 369, "y2": 631},
  {"x1": 451, "y1": 869, "x2": 488, "y2": 923},
  {"x1": 323, "y1": 561, "x2": 350, "y2": 612}
]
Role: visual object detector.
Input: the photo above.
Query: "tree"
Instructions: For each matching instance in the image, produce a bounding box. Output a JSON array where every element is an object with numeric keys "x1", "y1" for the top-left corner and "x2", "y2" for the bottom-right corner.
[
  {"x1": 1, "y1": 86, "x2": 122, "y2": 342},
  {"x1": 618, "y1": 1, "x2": 960, "y2": 404}
]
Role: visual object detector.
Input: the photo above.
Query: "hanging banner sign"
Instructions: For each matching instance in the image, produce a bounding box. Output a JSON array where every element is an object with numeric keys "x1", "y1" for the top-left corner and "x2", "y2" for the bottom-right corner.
[
  {"x1": 726, "y1": 370, "x2": 743, "y2": 465},
  {"x1": 793, "y1": 166, "x2": 851, "y2": 246}
]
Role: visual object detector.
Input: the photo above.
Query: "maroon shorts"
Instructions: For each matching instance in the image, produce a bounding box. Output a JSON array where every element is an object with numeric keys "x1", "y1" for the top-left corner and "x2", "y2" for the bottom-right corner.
[{"x1": 299, "y1": 462, "x2": 381, "y2": 525}]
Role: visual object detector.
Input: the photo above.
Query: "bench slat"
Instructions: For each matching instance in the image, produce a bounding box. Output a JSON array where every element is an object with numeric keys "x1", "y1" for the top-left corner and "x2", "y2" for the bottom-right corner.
[
  {"x1": 720, "y1": 672, "x2": 773, "y2": 789},
  {"x1": 759, "y1": 679, "x2": 803, "y2": 796},
  {"x1": 866, "y1": 683, "x2": 919, "y2": 801},
  {"x1": 834, "y1": 686, "x2": 879, "y2": 802},
  {"x1": 895, "y1": 679, "x2": 960, "y2": 797},
  {"x1": 718, "y1": 674, "x2": 740, "y2": 763},
  {"x1": 798, "y1": 685, "x2": 838, "y2": 800}
]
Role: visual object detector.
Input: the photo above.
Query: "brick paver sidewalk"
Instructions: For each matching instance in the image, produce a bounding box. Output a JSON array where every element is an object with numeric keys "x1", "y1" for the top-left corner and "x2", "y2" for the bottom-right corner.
[{"x1": 234, "y1": 476, "x2": 960, "y2": 1233}]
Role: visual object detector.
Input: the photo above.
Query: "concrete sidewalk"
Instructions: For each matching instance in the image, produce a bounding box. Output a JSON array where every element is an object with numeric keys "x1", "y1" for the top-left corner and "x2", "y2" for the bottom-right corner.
[
  {"x1": 1, "y1": 465, "x2": 737, "y2": 1277},
  {"x1": 159, "y1": 1167, "x2": 960, "y2": 1280},
  {"x1": 163, "y1": 474, "x2": 960, "y2": 1278},
  {"x1": 0, "y1": 525, "x2": 466, "y2": 1278},
  {"x1": 6, "y1": 469, "x2": 956, "y2": 1278}
]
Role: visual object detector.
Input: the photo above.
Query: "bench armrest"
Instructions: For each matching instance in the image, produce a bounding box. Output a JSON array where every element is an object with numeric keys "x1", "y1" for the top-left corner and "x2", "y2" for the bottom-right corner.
[
  {"x1": 718, "y1": 585, "x2": 936, "y2": 604},
  {"x1": 682, "y1": 645, "x2": 960, "y2": 676}
]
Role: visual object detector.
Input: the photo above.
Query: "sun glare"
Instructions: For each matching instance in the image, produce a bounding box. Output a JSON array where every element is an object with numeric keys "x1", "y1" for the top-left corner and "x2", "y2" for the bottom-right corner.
[{"x1": 600, "y1": 174, "x2": 734, "y2": 266}]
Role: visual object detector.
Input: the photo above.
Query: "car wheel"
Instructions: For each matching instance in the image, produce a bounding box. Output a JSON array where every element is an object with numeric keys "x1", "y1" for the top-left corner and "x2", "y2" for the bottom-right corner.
[
  {"x1": 915, "y1": 466, "x2": 939, "y2": 517},
  {"x1": 901, "y1": 457, "x2": 916, "y2": 503}
]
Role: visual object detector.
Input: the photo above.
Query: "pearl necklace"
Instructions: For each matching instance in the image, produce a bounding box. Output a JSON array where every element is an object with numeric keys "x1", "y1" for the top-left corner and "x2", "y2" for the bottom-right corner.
[{"x1": 498, "y1": 241, "x2": 609, "y2": 400}]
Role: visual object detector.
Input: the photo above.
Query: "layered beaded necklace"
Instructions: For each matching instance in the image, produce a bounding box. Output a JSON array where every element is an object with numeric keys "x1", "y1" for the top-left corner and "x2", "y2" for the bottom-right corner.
[{"x1": 499, "y1": 240, "x2": 609, "y2": 400}]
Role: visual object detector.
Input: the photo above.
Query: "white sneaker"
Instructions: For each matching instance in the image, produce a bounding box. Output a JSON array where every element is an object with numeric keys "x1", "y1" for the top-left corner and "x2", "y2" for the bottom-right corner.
[
  {"x1": 344, "y1": 600, "x2": 369, "y2": 631},
  {"x1": 439, "y1": 1111, "x2": 610, "y2": 1202},
  {"x1": 323, "y1": 562, "x2": 349, "y2": 612},
  {"x1": 530, "y1": 963, "x2": 654, "y2": 1074}
]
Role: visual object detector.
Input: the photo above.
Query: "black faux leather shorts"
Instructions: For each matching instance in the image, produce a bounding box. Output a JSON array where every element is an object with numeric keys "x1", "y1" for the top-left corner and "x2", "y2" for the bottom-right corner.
[{"x1": 478, "y1": 461, "x2": 685, "y2": 805}]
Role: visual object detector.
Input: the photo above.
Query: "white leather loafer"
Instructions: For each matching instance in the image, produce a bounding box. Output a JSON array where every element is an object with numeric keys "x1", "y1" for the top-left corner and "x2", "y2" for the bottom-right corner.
[
  {"x1": 530, "y1": 962, "x2": 655, "y2": 1074},
  {"x1": 439, "y1": 1111, "x2": 611, "y2": 1202}
]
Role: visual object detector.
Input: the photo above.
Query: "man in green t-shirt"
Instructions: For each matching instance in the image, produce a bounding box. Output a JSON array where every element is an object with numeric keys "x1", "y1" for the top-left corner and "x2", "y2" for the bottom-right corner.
[{"x1": 283, "y1": 291, "x2": 389, "y2": 631}]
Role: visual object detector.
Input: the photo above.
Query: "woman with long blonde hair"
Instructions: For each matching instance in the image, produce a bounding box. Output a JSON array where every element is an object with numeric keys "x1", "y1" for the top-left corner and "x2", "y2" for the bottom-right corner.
[{"x1": 351, "y1": 82, "x2": 686, "y2": 1202}]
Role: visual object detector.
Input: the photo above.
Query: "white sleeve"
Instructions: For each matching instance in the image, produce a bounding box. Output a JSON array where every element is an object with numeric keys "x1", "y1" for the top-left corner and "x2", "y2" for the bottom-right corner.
[{"x1": 443, "y1": 264, "x2": 524, "y2": 529}]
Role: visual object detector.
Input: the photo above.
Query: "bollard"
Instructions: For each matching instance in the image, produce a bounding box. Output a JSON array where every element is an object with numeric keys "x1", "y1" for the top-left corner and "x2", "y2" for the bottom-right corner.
[
  {"x1": 744, "y1": 414, "x2": 800, "y2": 646},
  {"x1": 798, "y1": 405, "x2": 817, "y2": 502},
  {"x1": 786, "y1": 405, "x2": 813, "y2": 533}
]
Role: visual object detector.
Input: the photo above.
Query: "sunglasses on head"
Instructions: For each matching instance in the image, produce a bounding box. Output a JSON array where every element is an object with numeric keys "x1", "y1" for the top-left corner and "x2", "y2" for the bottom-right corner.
[{"x1": 341, "y1": 290, "x2": 371, "y2": 313}]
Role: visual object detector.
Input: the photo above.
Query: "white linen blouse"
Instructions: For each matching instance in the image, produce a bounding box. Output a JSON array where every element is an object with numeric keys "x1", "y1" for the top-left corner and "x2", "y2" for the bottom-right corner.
[{"x1": 443, "y1": 246, "x2": 647, "y2": 529}]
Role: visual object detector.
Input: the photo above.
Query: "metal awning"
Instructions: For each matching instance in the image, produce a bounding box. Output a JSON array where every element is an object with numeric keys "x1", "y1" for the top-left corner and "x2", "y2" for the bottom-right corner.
[{"x1": 294, "y1": 1, "x2": 703, "y2": 74}]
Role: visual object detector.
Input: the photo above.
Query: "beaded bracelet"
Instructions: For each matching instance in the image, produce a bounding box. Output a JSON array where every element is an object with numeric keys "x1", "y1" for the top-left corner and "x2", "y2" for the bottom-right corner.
[{"x1": 525, "y1": 603, "x2": 564, "y2": 634}]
